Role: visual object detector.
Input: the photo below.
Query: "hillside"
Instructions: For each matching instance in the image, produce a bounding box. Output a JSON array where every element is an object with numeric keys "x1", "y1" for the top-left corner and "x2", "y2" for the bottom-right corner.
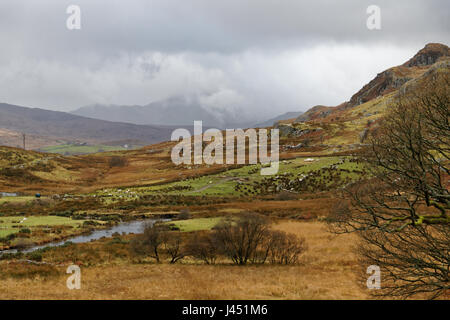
[
  {"x1": 0, "y1": 43, "x2": 448, "y2": 301},
  {"x1": 0, "y1": 43, "x2": 448, "y2": 194},
  {"x1": 255, "y1": 111, "x2": 304, "y2": 127},
  {"x1": 294, "y1": 43, "x2": 449, "y2": 123},
  {"x1": 0, "y1": 103, "x2": 182, "y2": 149}
]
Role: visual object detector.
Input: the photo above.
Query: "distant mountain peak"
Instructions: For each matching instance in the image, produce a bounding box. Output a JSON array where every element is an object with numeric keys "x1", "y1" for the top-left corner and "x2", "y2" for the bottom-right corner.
[{"x1": 72, "y1": 96, "x2": 257, "y2": 129}]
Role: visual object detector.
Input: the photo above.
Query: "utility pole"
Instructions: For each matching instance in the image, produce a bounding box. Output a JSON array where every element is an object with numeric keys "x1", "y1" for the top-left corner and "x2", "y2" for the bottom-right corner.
[{"x1": 22, "y1": 133, "x2": 26, "y2": 150}]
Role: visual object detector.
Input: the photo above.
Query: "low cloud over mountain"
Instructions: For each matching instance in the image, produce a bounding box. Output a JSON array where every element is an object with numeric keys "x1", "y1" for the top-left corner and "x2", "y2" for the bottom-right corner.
[{"x1": 0, "y1": 1, "x2": 448, "y2": 125}]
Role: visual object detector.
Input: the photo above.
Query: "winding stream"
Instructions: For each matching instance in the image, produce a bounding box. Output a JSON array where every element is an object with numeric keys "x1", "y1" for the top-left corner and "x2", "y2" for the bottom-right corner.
[{"x1": 0, "y1": 218, "x2": 167, "y2": 255}]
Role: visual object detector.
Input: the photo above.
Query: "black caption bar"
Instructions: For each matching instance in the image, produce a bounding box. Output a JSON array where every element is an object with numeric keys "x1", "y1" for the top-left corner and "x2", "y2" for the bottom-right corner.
[{"x1": 0, "y1": 300, "x2": 448, "y2": 319}]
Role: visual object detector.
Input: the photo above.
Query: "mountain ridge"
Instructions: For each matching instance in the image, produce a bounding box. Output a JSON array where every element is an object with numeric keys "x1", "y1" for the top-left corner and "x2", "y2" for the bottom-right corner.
[
  {"x1": 72, "y1": 96, "x2": 256, "y2": 129},
  {"x1": 0, "y1": 103, "x2": 185, "y2": 148},
  {"x1": 294, "y1": 43, "x2": 449, "y2": 123},
  {"x1": 255, "y1": 111, "x2": 304, "y2": 127}
]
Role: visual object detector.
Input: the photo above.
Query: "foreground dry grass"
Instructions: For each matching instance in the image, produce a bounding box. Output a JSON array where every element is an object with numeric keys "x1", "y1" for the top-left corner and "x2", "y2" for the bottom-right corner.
[{"x1": 0, "y1": 221, "x2": 368, "y2": 300}]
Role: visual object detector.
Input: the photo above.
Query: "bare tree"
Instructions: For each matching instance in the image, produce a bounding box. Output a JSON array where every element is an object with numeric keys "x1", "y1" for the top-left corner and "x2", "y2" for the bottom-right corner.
[
  {"x1": 130, "y1": 223, "x2": 186, "y2": 264},
  {"x1": 130, "y1": 223, "x2": 166, "y2": 263},
  {"x1": 185, "y1": 232, "x2": 218, "y2": 265},
  {"x1": 163, "y1": 231, "x2": 185, "y2": 264},
  {"x1": 329, "y1": 73, "x2": 449, "y2": 299},
  {"x1": 213, "y1": 213, "x2": 271, "y2": 265},
  {"x1": 267, "y1": 231, "x2": 307, "y2": 265},
  {"x1": 212, "y1": 213, "x2": 307, "y2": 265}
]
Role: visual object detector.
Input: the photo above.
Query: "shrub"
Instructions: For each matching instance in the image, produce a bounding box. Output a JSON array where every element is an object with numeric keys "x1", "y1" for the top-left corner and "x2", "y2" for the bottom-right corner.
[
  {"x1": 266, "y1": 231, "x2": 307, "y2": 265},
  {"x1": 109, "y1": 156, "x2": 128, "y2": 168},
  {"x1": 83, "y1": 220, "x2": 101, "y2": 227},
  {"x1": 163, "y1": 231, "x2": 185, "y2": 264},
  {"x1": 130, "y1": 223, "x2": 167, "y2": 263},
  {"x1": 212, "y1": 213, "x2": 307, "y2": 265},
  {"x1": 6, "y1": 233, "x2": 17, "y2": 240},
  {"x1": 28, "y1": 251, "x2": 43, "y2": 262},
  {"x1": 275, "y1": 190, "x2": 298, "y2": 201},
  {"x1": 14, "y1": 238, "x2": 33, "y2": 251},
  {"x1": 130, "y1": 223, "x2": 186, "y2": 263},
  {"x1": 213, "y1": 213, "x2": 271, "y2": 265},
  {"x1": 168, "y1": 224, "x2": 180, "y2": 231},
  {"x1": 185, "y1": 232, "x2": 218, "y2": 265},
  {"x1": 177, "y1": 209, "x2": 191, "y2": 220}
]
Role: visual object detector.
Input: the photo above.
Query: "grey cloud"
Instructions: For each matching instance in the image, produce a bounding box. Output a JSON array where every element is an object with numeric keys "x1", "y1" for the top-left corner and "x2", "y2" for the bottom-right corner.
[
  {"x1": 1, "y1": 0, "x2": 447, "y2": 56},
  {"x1": 0, "y1": 0, "x2": 448, "y2": 123}
]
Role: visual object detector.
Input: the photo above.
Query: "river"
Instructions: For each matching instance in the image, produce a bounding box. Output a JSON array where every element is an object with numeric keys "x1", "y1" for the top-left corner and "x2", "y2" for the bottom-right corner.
[{"x1": 0, "y1": 218, "x2": 168, "y2": 255}]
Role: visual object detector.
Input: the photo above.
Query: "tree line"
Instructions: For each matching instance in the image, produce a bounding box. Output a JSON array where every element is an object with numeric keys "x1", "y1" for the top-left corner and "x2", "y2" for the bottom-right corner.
[{"x1": 130, "y1": 213, "x2": 307, "y2": 266}]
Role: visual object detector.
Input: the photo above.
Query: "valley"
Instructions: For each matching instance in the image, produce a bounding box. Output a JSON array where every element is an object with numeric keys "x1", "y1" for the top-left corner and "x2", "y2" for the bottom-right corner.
[{"x1": 0, "y1": 43, "x2": 448, "y2": 300}]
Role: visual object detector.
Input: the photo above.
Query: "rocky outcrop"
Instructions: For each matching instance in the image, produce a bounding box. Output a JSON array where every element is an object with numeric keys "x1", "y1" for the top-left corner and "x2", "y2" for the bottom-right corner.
[
  {"x1": 403, "y1": 43, "x2": 449, "y2": 67},
  {"x1": 275, "y1": 123, "x2": 322, "y2": 137},
  {"x1": 286, "y1": 43, "x2": 449, "y2": 128},
  {"x1": 294, "y1": 105, "x2": 334, "y2": 123},
  {"x1": 346, "y1": 68, "x2": 414, "y2": 108},
  {"x1": 346, "y1": 43, "x2": 449, "y2": 109}
]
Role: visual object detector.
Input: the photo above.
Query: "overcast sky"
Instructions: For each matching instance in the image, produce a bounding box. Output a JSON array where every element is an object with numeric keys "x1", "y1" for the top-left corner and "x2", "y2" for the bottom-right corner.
[{"x1": 0, "y1": 0, "x2": 448, "y2": 122}]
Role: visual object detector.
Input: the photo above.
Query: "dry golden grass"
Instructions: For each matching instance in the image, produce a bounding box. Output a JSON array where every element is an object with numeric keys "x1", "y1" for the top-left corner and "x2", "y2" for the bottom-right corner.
[
  {"x1": 0, "y1": 221, "x2": 367, "y2": 300},
  {"x1": 215, "y1": 198, "x2": 335, "y2": 217}
]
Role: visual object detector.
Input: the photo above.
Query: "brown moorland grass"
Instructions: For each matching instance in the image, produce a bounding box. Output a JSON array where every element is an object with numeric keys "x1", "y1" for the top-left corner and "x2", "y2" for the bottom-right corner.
[
  {"x1": 214, "y1": 198, "x2": 336, "y2": 218},
  {"x1": 0, "y1": 137, "x2": 349, "y2": 195},
  {"x1": 0, "y1": 221, "x2": 368, "y2": 299}
]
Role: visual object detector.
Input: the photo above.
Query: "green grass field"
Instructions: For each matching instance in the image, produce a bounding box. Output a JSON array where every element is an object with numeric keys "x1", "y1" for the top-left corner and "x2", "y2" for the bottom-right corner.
[
  {"x1": 96, "y1": 156, "x2": 365, "y2": 200},
  {"x1": 0, "y1": 216, "x2": 86, "y2": 238},
  {"x1": 38, "y1": 144, "x2": 129, "y2": 155},
  {"x1": 165, "y1": 217, "x2": 224, "y2": 232},
  {"x1": 0, "y1": 196, "x2": 37, "y2": 204}
]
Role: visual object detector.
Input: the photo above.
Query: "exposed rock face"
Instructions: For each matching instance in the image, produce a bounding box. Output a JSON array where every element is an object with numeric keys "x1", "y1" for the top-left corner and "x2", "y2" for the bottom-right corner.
[
  {"x1": 294, "y1": 105, "x2": 334, "y2": 123},
  {"x1": 345, "y1": 43, "x2": 449, "y2": 109},
  {"x1": 287, "y1": 43, "x2": 449, "y2": 129},
  {"x1": 275, "y1": 123, "x2": 322, "y2": 137},
  {"x1": 285, "y1": 143, "x2": 304, "y2": 150},
  {"x1": 346, "y1": 68, "x2": 413, "y2": 108},
  {"x1": 403, "y1": 43, "x2": 450, "y2": 67}
]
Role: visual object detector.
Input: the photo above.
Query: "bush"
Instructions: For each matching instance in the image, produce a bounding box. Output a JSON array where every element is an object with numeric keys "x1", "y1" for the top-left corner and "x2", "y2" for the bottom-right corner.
[
  {"x1": 167, "y1": 224, "x2": 180, "y2": 231},
  {"x1": 212, "y1": 213, "x2": 307, "y2": 265},
  {"x1": 177, "y1": 209, "x2": 191, "y2": 220},
  {"x1": 83, "y1": 220, "x2": 102, "y2": 226},
  {"x1": 27, "y1": 251, "x2": 43, "y2": 262},
  {"x1": 266, "y1": 231, "x2": 307, "y2": 265},
  {"x1": 129, "y1": 223, "x2": 186, "y2": 264},
  {"x1": 275, "y1": 191, "x2": 298, "y2": 201},
  {"x1": 213, "y1": 213, "x2": 271, "y2": 265},
  {"x1": 185, "y1": 232, "x2": 218, "y2": 265},
  {"x1": 14, "y1": 238, "x2": 33, "y2": 251},
  {"x1": 130, "y1": 214, "x2": 307, "y2": 266},
  {"x1": 109, "y1": 156, "x2": 128, "y2": 168},
  {"x1": 6, "y1": 233, "x2": 17, "y2": 240},
  {"x1": 130, "y1": 223, "x2": 166, "y2": 263},
  {"x1": 163, "y1": 231, "x2": 185, "y2": 264}
]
